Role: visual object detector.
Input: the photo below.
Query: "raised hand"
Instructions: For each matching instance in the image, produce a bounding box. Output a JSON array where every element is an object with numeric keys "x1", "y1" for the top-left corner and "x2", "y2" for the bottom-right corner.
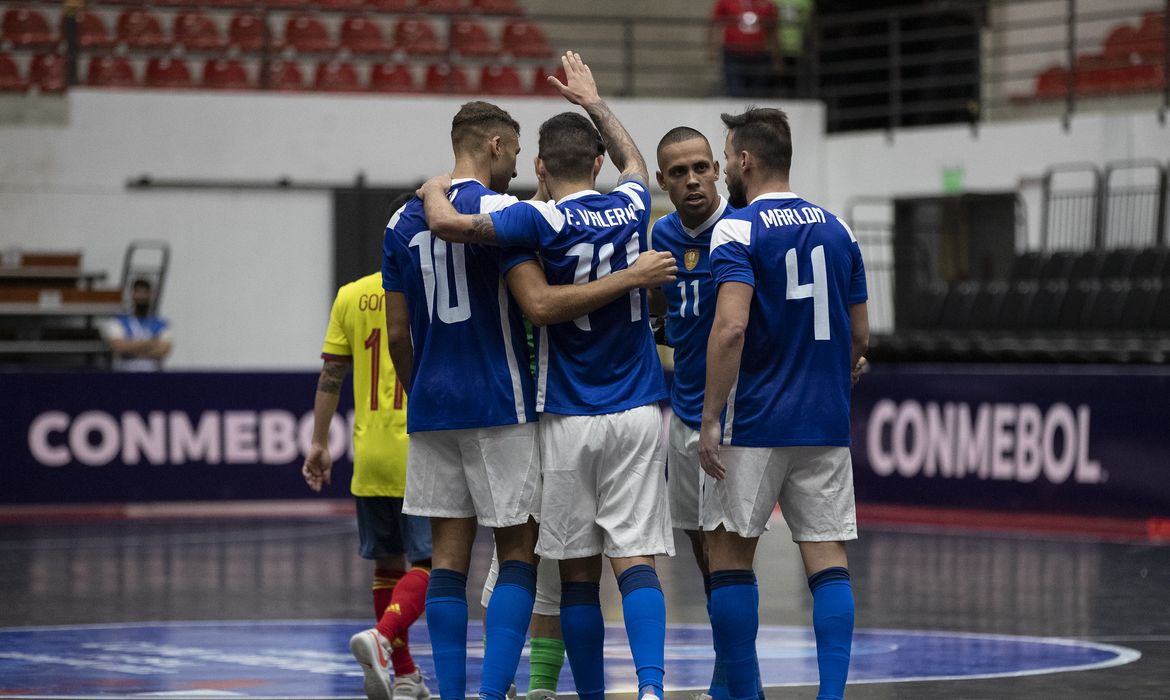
[{"x1": 547, "y1": 51, "x2": 600, "y2": 108}]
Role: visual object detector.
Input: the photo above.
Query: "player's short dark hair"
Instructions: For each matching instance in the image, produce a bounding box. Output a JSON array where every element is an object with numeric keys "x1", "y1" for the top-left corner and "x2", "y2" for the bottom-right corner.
[
  {"x1": 656, "y1": 126, "x2": 708, "y2": 160},
  {"x1": 720, "y1": 107, "x2": 792, "y2": 177},
  {"x1": 538, "y1": 112, "x2": 606, "y2": 182},
  {"x1": 451, "y1": 101, "x2": 520, "y2": 153},
  {"x1": 131, "y1": 278, "x2": 152, "y2": 291}
]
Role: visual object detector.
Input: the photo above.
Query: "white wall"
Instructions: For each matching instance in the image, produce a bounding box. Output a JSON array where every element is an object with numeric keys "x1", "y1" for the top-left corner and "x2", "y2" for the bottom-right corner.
[{"x1": 0, "y1": 89, "x2": 825, "y2": 369}]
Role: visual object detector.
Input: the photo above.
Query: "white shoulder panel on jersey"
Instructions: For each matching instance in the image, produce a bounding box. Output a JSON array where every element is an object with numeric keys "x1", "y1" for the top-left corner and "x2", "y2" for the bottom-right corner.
[
  {"x1": 710, "y1": 219, "x2": 752, "y2": 251},
  {"x1": 524, "y1": 199, "x2": 566, "y2": 233},
  {"x1": 480, "y1": 193, "x2": 520, "y2": 214},
  {"x1": 836, "y1": 216, "x2": 858, "y2": 243},
  {"x1": 387, "y1": 203, "x2": 409, "y2": 230},
  {"x1": 614, "y1": 181, "x2": 647, "y2": 211}
]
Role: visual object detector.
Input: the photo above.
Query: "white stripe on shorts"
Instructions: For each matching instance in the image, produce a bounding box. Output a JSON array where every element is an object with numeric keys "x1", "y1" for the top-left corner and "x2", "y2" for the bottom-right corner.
[
  {"x1": 536, "y1": 325, "x2": 549, "y2": 412},
  {"x1": 722, "y1": 379, "x2": 738, "y2": 443},
  {"x1": 497, "y1": 279, "x2": 527, "y2": 424}
]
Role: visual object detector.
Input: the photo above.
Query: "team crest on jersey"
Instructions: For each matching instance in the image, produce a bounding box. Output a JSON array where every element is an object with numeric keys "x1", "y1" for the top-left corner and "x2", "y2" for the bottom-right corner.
[{"x1": 684, "y1": 249, "x2": 700, "y2": 271}]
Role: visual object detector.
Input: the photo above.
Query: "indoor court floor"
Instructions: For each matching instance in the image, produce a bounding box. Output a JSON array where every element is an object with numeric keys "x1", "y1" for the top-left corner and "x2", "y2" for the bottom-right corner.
[{"x1": 1, "y1": 510, "x2": 1167, "y2": 699}]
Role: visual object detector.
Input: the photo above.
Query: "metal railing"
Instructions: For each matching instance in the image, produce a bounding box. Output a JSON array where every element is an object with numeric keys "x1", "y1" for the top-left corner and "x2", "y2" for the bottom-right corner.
[
  {"x1": 1038, "y1": 159, "x2": 1169, "y2": 250},
  {"x1": 845, "y1": 198, "x2": 895, "y2": 335}
]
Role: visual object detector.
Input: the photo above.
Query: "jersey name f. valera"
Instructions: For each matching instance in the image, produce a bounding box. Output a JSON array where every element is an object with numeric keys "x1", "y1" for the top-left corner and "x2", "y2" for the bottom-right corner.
[
  {"x1": 652, "y1": 196, "x2": 734, "y2": 430},
  {"x1": 382, "y1": 178, "x2": 536, "y2": 433},
  {"x1": 491, "y1": 180, "x2": 668, "y2": 415},
  {"x1": 321, "y1": 272, "x2": 408, "y2": 497},
  {"x1": 709, "y1": 192, "x2": 867, "y2": 447}
]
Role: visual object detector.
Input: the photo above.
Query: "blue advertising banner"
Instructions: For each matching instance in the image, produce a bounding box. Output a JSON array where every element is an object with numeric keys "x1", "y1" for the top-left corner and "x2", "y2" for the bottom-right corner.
[
  {"x1": 0, "y1": 372, "x2": 356, "y2": 504},
  {"x1": 849, "y1": 364, "x2": 1170, "y2": 518}
]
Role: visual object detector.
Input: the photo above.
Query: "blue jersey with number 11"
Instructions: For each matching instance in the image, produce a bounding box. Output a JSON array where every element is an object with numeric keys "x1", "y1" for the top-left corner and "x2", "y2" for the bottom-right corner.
[
  {"x1": 709, "y1": 192, "x2": 867, "y2": 447},
  {"x1": 382, "y1": 178, "x2": 536, "y2": 433},
  {"x1": 492, "y1": 181, "x2": 668, "y2": 416}
]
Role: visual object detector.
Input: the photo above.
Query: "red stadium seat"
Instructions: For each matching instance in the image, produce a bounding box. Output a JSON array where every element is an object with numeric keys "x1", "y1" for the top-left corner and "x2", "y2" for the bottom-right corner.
[
  {"x1": 266, "y1": 0, "x2": 311, "y2": 9},
  {"x1": 86, "y1": 55, "x2": 137, "y2": 87},
  {"x1": 480, "y1": 64, "x2": 522, "y2": 95},
  {"x1": 416, "y1": 0, "x2": 464, "y2": 14},
  {"x1": 269, "y1": 60, "x2": 306, "y2": 90},
  {"x1": 369, "y1": 62, "x2": 415, "y2": 92},
  {"x1": 0, "y1": 53, "x2": 27, "y2": 92},
  {"x1": 450, "y1": 19, "x2": 495, "y2": 57},
  {"x1": 501, "y1": 20, "x2": 552, "y2": 59},
  {"x1": 315, "y1": 61, "x2": 361, "y2": 91},
  {"x1": 144, "y1": 56, "x2": 193, "y2": 89},
  {"x1": 320, "y1": 0, "x2": 366, "y2": 9},
  {"x1": 1034, "y1": 65, "x2": 1067, "y2": 100},
  {"x1": 424, "y1": 62, "x2": 470, "y2": 93},
  {"x1": 531, "y1": 64, "x2": 565, "y2": 96},
  {"x1": 470, "y1": 0, "x2": 521, "y2": 16},
  {"x1": 393, "y1": 17, "x2": 442, "y2": 55},
  {"x1": 205, "y1": 0, "x2": 256, "y2": 7},
  {"x1": 366, "y1": 0, "x2": 412, "y2": 11},
  {"x1": 228, "y1": 13, "x2": 268, "y2": 52},
  {"x1": 2, "y1": 7, "x2": 56, "y2": 48},
  {"x1": 174, "y1": 12, "x2": 225, "y2": 51},
  {"x1": 74, "y1": 12, "x2": 116, "y2": 50},
  {"x1": 1074, "y1": 54, "x2": 1111, "y2": 95},
  {"x1": 117, "y1": 10, "x2": 169, "y2": 50},
  {"x1": 340, "y1": 16, "x2": 387, "y2": 54},
  {"x1": 1135, "y1": 12, "x2": 1166, "y2": 62},
  {"x1": 202, "y1": 58, "x2": 251, "y2": 89},
  {"x1": 283, "y1": 14, "x2": 334, "y2": 53},
  {"x1": 29, "y1": 53, "x2": 65, "y2": 93},
  {"x1": 1103, "y1": 25, "x2": 1140, "y2": 63}
]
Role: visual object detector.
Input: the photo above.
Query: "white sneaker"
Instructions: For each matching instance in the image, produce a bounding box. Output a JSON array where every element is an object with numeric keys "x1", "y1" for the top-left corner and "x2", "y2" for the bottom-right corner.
[
  {"x1": 527, "y1": 689, "x2": 557, "y2": 700},
  {"x1": 392, "y1": 670, "x2": 431, "y2": 700},
  {"x1": 350, "y1": 628, "x2": 393, "y2": 700}
]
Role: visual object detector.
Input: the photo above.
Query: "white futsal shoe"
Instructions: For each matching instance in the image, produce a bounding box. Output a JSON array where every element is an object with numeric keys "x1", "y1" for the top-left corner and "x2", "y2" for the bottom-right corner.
[
  {"x1": 350, "y1": 628, "x2": 394, "y2": 700},
  {"x1": 392, "y1": 670, "x2": 432, "y2": 700},
  {"x1": 527, "y1": 689, "x2": 558, "y2": 700}
]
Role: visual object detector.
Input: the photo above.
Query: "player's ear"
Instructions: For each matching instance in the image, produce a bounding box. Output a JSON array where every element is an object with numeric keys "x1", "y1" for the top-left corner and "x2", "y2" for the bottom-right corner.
[
  {"x1": 739, "y1": 150, "x2": 752, "y2": 175},
  {"x1": 655, "y1": 169, "x2": 666, "y2": 191},
  {"x1": 712, "y1": 160, "x2": 721, "y2": 178},
  {"x1": 592, "y1": 155, "x2": 604, "y2": 179},
  {"x1": 534, "y1": 156, "x2": 546, "y2": 180},
  {"x1": 489, "y1": 134, "x2": 503, "y2": 158}
]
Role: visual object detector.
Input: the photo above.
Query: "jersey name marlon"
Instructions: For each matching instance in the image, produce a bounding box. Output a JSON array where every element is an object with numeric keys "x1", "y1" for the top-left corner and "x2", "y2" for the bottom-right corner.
[
  {"x1": 709, "y1": 192, "x2": 867, "y2": 448},
  {"x1": 381, "y1": 178, "x2": 536, "y2": 432}
]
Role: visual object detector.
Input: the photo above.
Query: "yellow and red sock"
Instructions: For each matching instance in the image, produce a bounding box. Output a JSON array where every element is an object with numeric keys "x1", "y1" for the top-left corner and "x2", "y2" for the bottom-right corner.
[
  {"x1": 372, "y1": 568, "x2": 404, "y2": 621},
  {"x1": 377, "y1": 565, "x2": 431, "y2": 677}
]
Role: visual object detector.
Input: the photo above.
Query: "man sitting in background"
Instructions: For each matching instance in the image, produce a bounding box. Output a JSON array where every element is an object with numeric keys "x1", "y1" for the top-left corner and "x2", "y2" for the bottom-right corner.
[{"x1": 104, "y1": 278, "x2": 172, "y2": 371}]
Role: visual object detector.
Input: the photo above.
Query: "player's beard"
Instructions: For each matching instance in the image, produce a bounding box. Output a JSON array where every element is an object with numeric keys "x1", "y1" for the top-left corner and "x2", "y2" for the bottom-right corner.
[{"x1": 727, "y1": 171, "x2": 748, "y2": 209}]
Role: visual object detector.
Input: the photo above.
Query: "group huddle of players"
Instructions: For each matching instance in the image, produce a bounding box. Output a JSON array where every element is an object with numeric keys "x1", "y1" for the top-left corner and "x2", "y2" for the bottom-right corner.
[{"x1": 304, "y1": 51, "x2": 869, "y2": 700}]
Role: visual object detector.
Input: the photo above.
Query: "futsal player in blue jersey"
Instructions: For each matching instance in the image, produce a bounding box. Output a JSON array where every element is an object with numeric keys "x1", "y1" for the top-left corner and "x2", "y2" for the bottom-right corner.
[
  {"x1": 418, "y1": 52, "x2": 674, "y2": 700},
  {"x1": 698, "y1": 107, "x2": 870, "y2": 700},
  {"x1": 383, "y1": 100, "x2": 677, "y2": 700}
]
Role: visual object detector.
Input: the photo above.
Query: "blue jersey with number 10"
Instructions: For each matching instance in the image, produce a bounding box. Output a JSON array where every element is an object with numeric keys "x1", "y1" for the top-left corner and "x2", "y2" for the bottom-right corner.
[
  {"x1": 709, "y1": 192, "x2": 867, "y2": 447},
  {"x1": 652, "y1": 197, "x2": 734, "y2": 430},
  {"x1": 382, "y1": 178, "x2": 536, "y2": 433},
  {"x1": 492, "y1": 181, "x2": 668, "y2": 416}
]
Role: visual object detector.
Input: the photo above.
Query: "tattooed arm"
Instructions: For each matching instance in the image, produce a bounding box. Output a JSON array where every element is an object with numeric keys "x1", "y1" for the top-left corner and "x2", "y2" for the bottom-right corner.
[
  {"x1": 303, "y1": 358, "x2": 350, "y2": 492},
  {"x1": 418, "y1": 175, "x2": 500, "y2": 246},
  {"x1": 547, "y1": 51, "x2": 649, "y2": 185}
]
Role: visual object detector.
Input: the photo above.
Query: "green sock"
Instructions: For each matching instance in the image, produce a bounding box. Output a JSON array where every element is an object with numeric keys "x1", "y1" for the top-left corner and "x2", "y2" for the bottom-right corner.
[{"x1": 527, "y1": 636, "x2": 566, "y2": 693}]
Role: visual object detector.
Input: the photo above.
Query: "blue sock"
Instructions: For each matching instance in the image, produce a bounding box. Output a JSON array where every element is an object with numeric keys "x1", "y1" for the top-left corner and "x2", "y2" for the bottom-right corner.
[
  {"x1": 708, "y1": 570, "x2": 759, "y2": 700},
  {"x1": 426, "y1": 569, "x2": 468, "y2": 700},
  {"x1": 618, "y1": 565, "x2": 666, "y2": 699},
  {"x1": 560, "y1": 581, "x2": 605, "y2": 700},
  {"x1": 703, "y1": 576, "x2": 729, "y2": 700},
  {"x1": 809, "y1": 567, "x2": 854, "y2": 700},
  {"x1": 480, "y1": 560, "x2": 537, "y2": 700}
]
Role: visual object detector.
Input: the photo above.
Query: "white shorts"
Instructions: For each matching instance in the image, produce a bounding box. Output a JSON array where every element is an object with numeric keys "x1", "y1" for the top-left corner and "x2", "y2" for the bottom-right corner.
[
  {"x1": 703, "y1": 446, "x2": 857, "y2": 541},
  {"x1": 481, "y1": 552, "x2": 561, "y2": 617},
  {"x1": 536, "y1": 404, "x2": 675, "y2": 560},
  {"x1": 403, "y1": 422, "x2": 541, "y2": 529},
  {"x1": 667, "y1": 413, "x2": 712, "y2": 531}
]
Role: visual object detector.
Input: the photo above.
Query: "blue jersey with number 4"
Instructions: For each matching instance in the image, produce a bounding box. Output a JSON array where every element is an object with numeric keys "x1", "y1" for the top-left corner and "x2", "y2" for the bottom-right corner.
[
  {"x1": 492, "y1": 181, "x2": 668, "y2": 416},
  {"x1": 382, "y1": 178, "x2": 536, "y2": 433},
  {"x1": 709, "y1": 192, "x2": 867, "y2": 447},
  {"x1": 652, "y1": 197, "x2": 734, "y2": 430}
]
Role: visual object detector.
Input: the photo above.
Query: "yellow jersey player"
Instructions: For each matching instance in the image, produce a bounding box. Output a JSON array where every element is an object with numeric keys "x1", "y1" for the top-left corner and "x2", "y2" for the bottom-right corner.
[{"x1": 303, "y1": 271, "x2": 433, "y2": 700}]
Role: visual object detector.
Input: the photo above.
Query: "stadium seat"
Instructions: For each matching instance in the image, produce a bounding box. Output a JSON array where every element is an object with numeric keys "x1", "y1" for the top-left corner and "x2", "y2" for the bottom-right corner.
[
  {"x1": 1034, "y1": 66, "x2": 1068, "y2": 100},
  {"x1": 531, "y1": 64, "x2": 566, "y2": 96},
  {"x1": 369, "y1": 62, "x2": 415, "y2": 92},
  {"x1": 471, "y1": 0, "x2": 521, "y2": 15},
  {"x1": 28, "y1": 53, "x2": 65, "y2": 93},
  {"x1": 1056, "y1": 280, "x2": 1098, "y2": 330},
  {"x1": 1131, "y1": 247, "x2": 1170, "y2": 280},
  {"x1": 269, "y1": 60, "x2": 306, "y2": 90},
  {"x1": 1086, "y1": 279, "x2": 1132, "y2": 331},
  {"x1": 1103, "y1": 25, "x2": 1141, "y2": 63},
  {"x1": 86, "y1": 55, "x2": 137, "y2": 88},
  {"x1": 366, "y1": 0, "x2": 412, "y2": 11},
  {"x1": 1009, "y1": 251, "x2": 1047, "y2": 282},
  {"x1": 994, "y1": 282, "x2": 1038, "y2": 331},
  {"x1": 1037, "y1": 251, "x2": 1076, "y2": 281},
  {"x1": 283, "y1": 14, "x2": 334, "y2": 53},
  {"x1": 1074, "y1": 54, "x2": 1113, "y2": 96},
  {"x1": 340, "y1": 16, "x2": 387, "y2": 54},
  {"x1": 144, "y1": 56, "x2": 193, "y2": 89},
  {"x1": 228, "y1": 13, "x2": 267, "y2": 52},
  {"x1": 1149, "y1": 283, "x2": 1170, "y2": 331},
  {"x1": 501, "y1": 20, "x2": 552, "y2": 58},
  {"x1": 1025, "y1": 282, "x2": 1068, "y2": 331},
  {"x1": 117, "y1": 10, "x2": 169, "y2": 50},
  {"x1": 965, "y1": 282, "x2": 1008, "y2": 331},
  {"x1": 1136, "y1": 11, "x2": 1166, "y2": 61},
  {"x1": 2, "y1": 7, "x2": 56, "y2": 48},
  {"x1": 936, "y1": 281, "x2": 978, "y2": 330},
  {"x1": 202, "y1": 58, "x2": 251, "y2": 89},
  {"x1": 1119, "y1": 278, "x2": 1159, "y2": 329},
  {"x1": 315, "y1": 61, "x2": 361, "y2": 92},
  {"x1": 393, "y1": 18, "x2": 443, "y2": 55},
  {"x1": 424, "y1": 62, "x2": 470, "y2": 93},
  {"x1": 174, "y1": 12, "x2": 225, "y2": 51},
  {"x1": 1099, "y1": 248, "x2": 1138, "y2": 279},
  {"x1": 320, "y1": 0, "x2": 367, "y2": 9},
  {"x1": 75, "y1": 12, "x2": 116, "y2": 50},
  {"x1": 0, "y1": 53, "x2": 27, "y2": 92},
  {"x1": 416, "y1": 0, "x2": 465, "y2": 14},
  {"x1": 1068, "y1": 250, "x2": 1106, "y2": 281},
  {"x1": 480, "y1": 64, "x2": 522, "y2": 95},
  {"x1": 450, "y1": 19, "x2": 496, "y2": 57},
  {"x1": 266, "y1": 0, "x2": 312, "y2": 9}
]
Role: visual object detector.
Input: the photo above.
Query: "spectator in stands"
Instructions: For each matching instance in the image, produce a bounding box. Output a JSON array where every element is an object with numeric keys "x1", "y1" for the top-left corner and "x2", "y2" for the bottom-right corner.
[
  {"x1": 104, "y1": 278, "x2": 172, "y2": 371},
  {"x1": 709, "y1": 0, "x2": 779, "y2": 97},
  {"x1": 772, "y1": 0, "x2": 811, "y2": 96}
]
